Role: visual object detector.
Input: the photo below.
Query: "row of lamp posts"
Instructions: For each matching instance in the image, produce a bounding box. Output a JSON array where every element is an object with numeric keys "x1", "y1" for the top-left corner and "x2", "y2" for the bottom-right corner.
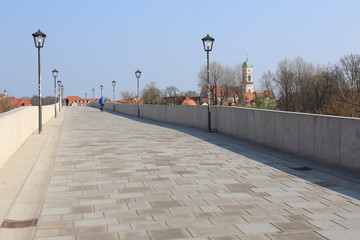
[
  {"x1": 52, "y1": 70, "x2": 64, "y2": 116},
  {"x1": 33, "y1": 29, "x2": 213, "y2": 134},
  {"x1": 52, "y1": 69, "x2": 63, "y2": 117},
  {"x1": 97, "y1": 69, "x2": 141, "y2": 117},
  {"x1": 33, "y1": 29, "x2": 65, "y2": 134}
]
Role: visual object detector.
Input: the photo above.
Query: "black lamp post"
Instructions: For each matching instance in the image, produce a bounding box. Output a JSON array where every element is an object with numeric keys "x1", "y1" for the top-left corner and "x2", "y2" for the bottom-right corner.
[
  {"x1": 61, "y1": 85, "x2": 64, "y2": 107},
  {"x1": 57, "y1": 80, "x2": 62, "y2": 111},
  {"x1": 100, "y1": 85, "x2": 103, "y2": 97},
  {"x1": 135, "y1": 69, "x2": 142, "y2": 118},
  {"x1": 32, "y1": 29, "x2": 46, "y2": 134},
  {"x1": 112, "y1": 80, "x2": 116, "y2": 101},
  {"x1": 92, "y1": 88, "x2": 95, "y2": 98},
  {"x1": 52, "y1": 69, "x2": 58, "y2": 118},
  {"x1": 201, "y1": 34, "x2": 215, "y2": 132}
]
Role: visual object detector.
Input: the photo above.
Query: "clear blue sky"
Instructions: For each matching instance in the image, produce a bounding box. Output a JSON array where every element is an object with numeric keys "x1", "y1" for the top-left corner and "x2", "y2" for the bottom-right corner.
[{"x1": 1, "y1": 0, "x2": 360, "y2": 99}]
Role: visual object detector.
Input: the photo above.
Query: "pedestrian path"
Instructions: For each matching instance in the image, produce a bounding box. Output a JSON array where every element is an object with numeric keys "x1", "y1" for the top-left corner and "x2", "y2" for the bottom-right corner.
[{"x1": 2, "y1": 107, "x2": 360, "y2": 240}]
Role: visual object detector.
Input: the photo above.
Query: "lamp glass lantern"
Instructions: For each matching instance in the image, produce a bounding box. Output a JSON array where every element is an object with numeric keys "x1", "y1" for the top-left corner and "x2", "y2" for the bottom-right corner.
[
  {"x1": 52, "y1": 69, "x2": 58, "y2": 78},
  {"x1": 135, "y1": 70, "x2": 142, "y2": 79},
  {"x1": 32, "y1": 29, "x2": 46, "y2": 48},
  {"x1": 112, "y1": 80, "x2": 116, "y2": 86},
  {"x1": 201, "y1": 34, "x2": 214, "y2": 52}
]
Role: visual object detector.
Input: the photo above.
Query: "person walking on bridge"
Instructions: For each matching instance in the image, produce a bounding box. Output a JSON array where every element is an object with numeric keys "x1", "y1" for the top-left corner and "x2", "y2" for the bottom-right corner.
[{"x1": 99, "y1": 96, "x2": 105, "y2": 111}]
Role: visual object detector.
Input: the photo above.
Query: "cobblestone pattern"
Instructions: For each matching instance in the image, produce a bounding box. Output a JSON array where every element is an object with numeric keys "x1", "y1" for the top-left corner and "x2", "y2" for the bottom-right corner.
[{"x1": 34, "y1": 107, "x2": 360, "y2": 240}]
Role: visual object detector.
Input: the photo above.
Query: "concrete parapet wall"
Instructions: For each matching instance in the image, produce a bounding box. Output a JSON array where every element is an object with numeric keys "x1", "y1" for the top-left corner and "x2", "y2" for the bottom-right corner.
[
  {"x1": 213, "y1": 106, "x2": 360, "y2": 172},
  {"x1": 89, "y1": 103, "x2": 360, "y2": 172},
  {"x1": 140, "y1": 105, "x2": 208, "y2": 129},
  {"x1": 0, "y1": 104, "x2": 57, "y2": 168}
]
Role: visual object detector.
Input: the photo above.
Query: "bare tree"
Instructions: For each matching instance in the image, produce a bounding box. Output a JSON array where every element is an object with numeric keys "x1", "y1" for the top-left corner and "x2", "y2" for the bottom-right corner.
[
  {"x1": 233, "y1": 63, "x2": 244, "y2": 105},
  {"x1": 0, "y1": 98, "x2": 15, "y2": 113},
  {"x1": 121, "y1": 90, "x2": 136, "y2": 99},
  {"x1": 184, "y1": 90, "x2": 198, "y2": 96},
  {"x1": 198, "y1": 61, "x2": 222, "y2": 104},
  {"x1": 337, "y1": 54, "x2": 360, "y2": 115},
  {"x1": 161, "y1": 86, "x2": 181, "y2": 105},
  {"x1": 260, "y1": 71, "x2": 274, "y2": 93},
  {"x1": 198, "y1": 61, "x2": 238, "y2": 105},
  {"x1": 142, "y1": 82, "x2": 162, "y2": 104},
  {"x1": 311, "y1": 64, "x2": 337, "y2": 114},
  {"x1": 291, "y1": 57, "x2": 315, "y2": 112},
  {"x1": 163, "y1": 86, "x2": 179, "y2": 98},
  {"x1": 339, "y1": 54, "x2": 360, "y2": 89},
  {"x1": 29, "y1": 95, "x2": 55, "y2": 106},
  {"x1": 273, "y1": 59, "x2": 295, "y2": 111}
]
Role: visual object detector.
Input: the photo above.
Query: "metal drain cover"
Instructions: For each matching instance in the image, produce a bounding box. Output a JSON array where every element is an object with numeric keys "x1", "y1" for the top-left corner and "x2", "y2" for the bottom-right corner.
[
  {"x1": 0, "y1": 218, "x2": 38, "y2": 228},
  {"x1": 290, "y1": 166, "x2": 313, "y2": 171}
]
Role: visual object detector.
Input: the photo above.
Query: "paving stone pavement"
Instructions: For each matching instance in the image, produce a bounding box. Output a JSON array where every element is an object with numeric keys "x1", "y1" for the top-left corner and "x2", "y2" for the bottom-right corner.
[{"x1": 30, "y1": 107, "x2": 360, "y2": 240}]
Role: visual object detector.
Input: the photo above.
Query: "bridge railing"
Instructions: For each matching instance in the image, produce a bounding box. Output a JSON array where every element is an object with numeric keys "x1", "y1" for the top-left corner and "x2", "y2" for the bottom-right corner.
[
  {"x1": 90, "y1": 102, "x2": 360, "y2": 172},
  {"x1": 0, "y1": 104, "x2": 57, "y2": 168}
]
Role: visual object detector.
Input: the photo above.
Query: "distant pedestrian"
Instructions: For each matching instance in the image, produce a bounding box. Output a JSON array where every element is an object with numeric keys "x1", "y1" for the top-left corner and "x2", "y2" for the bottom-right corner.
[
  {"x1": 99, "y1": 97, "x2": 105, "y2": 111},
  {"x1": 66, "y1": 99, "x2": 69, "y2": 106}
]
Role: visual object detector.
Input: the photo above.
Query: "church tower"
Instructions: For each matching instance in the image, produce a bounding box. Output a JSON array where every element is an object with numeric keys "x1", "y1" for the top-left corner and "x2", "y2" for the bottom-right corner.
[{"x1": 242, "y1": 58, "x2": 254, "y2": 93}]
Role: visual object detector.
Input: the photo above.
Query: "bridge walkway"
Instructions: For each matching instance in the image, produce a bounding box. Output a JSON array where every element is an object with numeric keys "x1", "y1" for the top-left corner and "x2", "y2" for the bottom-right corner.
[{"x1": 1, "y1": 107, "x2": 360, "y2": 240}]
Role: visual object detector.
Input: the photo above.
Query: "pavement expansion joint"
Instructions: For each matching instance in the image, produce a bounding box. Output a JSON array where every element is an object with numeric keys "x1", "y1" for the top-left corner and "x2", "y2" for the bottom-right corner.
[{"x1": 0, "y1": 218, "x2": 38, "y2": 228}]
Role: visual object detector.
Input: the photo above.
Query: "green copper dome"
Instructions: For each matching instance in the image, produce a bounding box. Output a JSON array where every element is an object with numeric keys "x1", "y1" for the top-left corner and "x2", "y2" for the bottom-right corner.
[{"x1": 242, "y1": 58, "x2": 253, "y2": 68}]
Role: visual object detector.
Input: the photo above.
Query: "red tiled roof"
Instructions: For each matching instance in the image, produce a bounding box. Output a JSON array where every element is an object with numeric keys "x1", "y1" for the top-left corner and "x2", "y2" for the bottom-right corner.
[
  {"x1": 181, "y1": 96, "x2": 205, "y2": 106},
  {"x1": 65, "y1": 96, "x2": 81, "y2": 102},
  {"x1": 182, "y1": 99, "x2": 197, "y2": 106},
  {"x1": 263, "y1": 90, "x2": 276, "y2": 100},
  {"x1": 11, "y1": 98, "x2": 31, "y2": 107},
  {"x1": 213, "y1": 86, "x2": 240, "y2": 97},
  {"x1": 63, "y1": 96, "x2": 92, "y2": 106}
]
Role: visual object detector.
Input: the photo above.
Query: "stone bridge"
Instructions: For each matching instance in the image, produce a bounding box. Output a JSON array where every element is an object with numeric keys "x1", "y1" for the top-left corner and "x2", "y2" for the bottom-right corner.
[{"x1": 1, "y1": 107, "x2": 360, "y2": 240}]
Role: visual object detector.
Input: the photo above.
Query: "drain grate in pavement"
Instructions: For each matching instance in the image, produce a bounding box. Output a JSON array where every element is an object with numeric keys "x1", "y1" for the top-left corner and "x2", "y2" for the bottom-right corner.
[
  {"x1": 290, "y1": 166, "x2": 313, "y2": 171},
  {"x1": 0, "y1": 218, "x2": 38, "y2": 228}
]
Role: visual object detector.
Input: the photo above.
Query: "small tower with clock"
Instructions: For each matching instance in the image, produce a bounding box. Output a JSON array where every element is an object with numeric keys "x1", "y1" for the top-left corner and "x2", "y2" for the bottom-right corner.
[{"x1": 242, "y1": 58, "x2": 254, "y2": 93}]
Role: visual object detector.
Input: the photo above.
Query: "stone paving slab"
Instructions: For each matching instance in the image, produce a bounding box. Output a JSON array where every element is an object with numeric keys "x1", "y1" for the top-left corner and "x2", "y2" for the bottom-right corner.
[{"x1": 2, "y1": 107, "x2": 360, "y2": 240}]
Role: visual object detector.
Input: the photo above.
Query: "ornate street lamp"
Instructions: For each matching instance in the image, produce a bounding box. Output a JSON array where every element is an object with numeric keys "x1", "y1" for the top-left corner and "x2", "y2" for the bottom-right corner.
[
  {"x1": 52, "y1": 69, "x2": 58, "y2": 118},
  {"x1": 135, "y1": 69, "x2": 142, "y2": 118},
  {"x1": 112, "y1": 80, "x2": 116, "y2": 101},
  {"x1": 100, "y1": 85, "x2": 103, "y2": 97},
  {"x1": 57, "y1": 80, "x2": 62, "y2": 111},
  {"x1": 201, "y1": 34, "x2": 215, "y2": 132},
  {"x1": 32, "y1": 29, "x2": 46, "y2": 133}
]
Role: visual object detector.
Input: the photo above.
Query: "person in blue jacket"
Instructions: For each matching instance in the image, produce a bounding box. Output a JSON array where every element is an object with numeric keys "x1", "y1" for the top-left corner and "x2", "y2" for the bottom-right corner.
[{"x1": 99, "y1": 97, "x2": 106, "y2": 111}]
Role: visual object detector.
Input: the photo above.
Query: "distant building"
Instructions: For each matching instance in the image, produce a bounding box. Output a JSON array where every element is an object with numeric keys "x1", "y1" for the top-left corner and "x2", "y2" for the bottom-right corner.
[
  {"x1": 0, "y1": 90, "x2": 31, "y2": 113},
  {"x1": 11, "y1": 98, "x2": 31, "y2": 107},
  {"x1": 242, "y1": 58, "x2": 254, "y2": 93},
  {"x1": 198, "y1": 58, "x2": 275, "y2": 107},
  {"x1": 64, "y1": 96, "x2": 95, "y2": 106},
  {"x1": 181, "y1": 96, "x2": 205, "y2": 106},
  {"x1": 0, "y1": 90, "x2": 8, "y2": 99}
]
